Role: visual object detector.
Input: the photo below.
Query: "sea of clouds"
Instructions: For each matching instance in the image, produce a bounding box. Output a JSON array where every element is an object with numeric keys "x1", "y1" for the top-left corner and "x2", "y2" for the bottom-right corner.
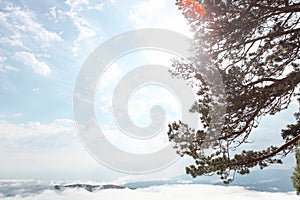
[{"x1": 0, "y1": 183, "x2": 296, "y2": 200}]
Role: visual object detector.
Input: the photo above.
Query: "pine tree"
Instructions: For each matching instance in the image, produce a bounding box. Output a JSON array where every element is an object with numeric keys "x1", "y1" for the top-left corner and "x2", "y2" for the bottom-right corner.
[
  {"x1": 292, "y1": 140, "x2": 300, "y2": 195},
  {"x1": 168, "y1": 0, "x2": 300, "y2": 183}
]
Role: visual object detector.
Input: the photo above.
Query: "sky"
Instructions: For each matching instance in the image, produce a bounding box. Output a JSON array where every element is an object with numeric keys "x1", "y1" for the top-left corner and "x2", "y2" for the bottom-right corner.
[
  {"x1": 0, "y1": 0, "x2": 196, "y2": 181},
  {"x1": 0, "y1": 0, "x2": 298, "y2": 184}
]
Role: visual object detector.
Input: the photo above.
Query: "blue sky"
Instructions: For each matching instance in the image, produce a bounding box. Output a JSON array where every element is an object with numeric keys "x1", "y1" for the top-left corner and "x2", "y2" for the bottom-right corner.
[
  {"x1": 0, "y1": 0, "x2": 194, "y2": 181},
  {"x1": 0, "y1": 0, "x2": 298, "y2": 182}
]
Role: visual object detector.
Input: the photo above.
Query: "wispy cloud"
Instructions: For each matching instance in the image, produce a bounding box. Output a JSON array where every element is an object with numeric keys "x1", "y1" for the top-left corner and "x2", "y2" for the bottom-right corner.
[
  {"x1": 15, "y1": 51, "x2": 51, "y2": 76},
  {"x1": 0, "y1": 65, "x2": 19, "y2": 73},
  {"x1": 63, "y1": 0, "x2": 103, "y2": 55},
  {"x1": 0, "y1": 2, "x2": 62, "y2": 48},
  {"x1": 0, "y1": 59, "x2": 20, "y2": 72},
  {"x1": 0, "y1": 113, "x2": 23, "y2": 120},
  {"x1": 0, "y1": 34, "x2": 25, "y2": 48},
  {"x1": 0, "y1": 56, "x2": 19, "y2": 73},
  {"x1": 12, "y1": 113, "x2": 23, "y2": 118},
  {"x1": 0, "y1": 2, "x2": 63, "y2": 79}
]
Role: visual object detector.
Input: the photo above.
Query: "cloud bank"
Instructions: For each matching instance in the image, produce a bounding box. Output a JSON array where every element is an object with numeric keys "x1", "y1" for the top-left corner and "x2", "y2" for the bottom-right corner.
[
  {"x1": 0, "y1": 183, "x2": 296, "y2": 200},
  {"x1": 0, "y1": 118, "x2": 75, "y2": 149}
]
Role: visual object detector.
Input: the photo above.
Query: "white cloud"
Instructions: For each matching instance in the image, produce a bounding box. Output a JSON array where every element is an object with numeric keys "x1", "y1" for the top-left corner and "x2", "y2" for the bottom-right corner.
[
  {"x1": 64, "y1": 0, "x2": 101, "y2": 55},
  {"x1": 0, "y1": 118, "x2": 75, "y2": 148},
  {"x1": 48, "y1": 6, "x2": 65, "y2": 22},
  {"x1": 0, "y1": 56, "x2": 7, "y2": 62},
  {"x1": 0, "y1": 184, "x2": 295, "y2": 200},
  {"x1": 0, "y1": 65, "x2": 19, "y2": 73},
  {"x1": 0, "y1": 56, "x2": 19, "y2": 73},
  {"x1": 65, "y1": 0, "x2": 105, "y2": 11},
  {"x1": 88, "y1": 2, "x2": 105, "y2": 11},
  {"x1": 15, "y1": 51, "x2": 51, "y2": 76},
  {"x1": 129, "y1": 0, "x2": 165, "y2": 27},
  {"x1": 0, "y1": 3, "x2": 62, "y2": 77},
  {"x1": 12, "y1": 113, "x2": 23, "y2": 118},
  {"x1": 0, "y1": 3, "x2": 62, "y2": 47},
  {"x1": 32, "y1": 87, "x2": 40, "y2": 94},
  {"x1": 0, "y1": 33, "x2": 25, "y2": 48},
  {"x1": 65, "y1": 0, "x2": 89, "y2": 9},
  {"x1": 129, "y1": 0, "x2": 192, "y2": 36},
  {"x1": 0, "y1": 113, "x2": 22, "y2": 119},
  {"x1": 0, "y1": 118, "x2": 74, "y2": 139}
]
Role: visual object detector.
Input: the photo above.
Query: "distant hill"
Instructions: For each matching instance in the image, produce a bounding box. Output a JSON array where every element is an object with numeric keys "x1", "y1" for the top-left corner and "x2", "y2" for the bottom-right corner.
[
  {"x1": 0, "y1": 183, "x2": 131, "y2": 197},
  {"x1": 54, "y1": 183, "x2": 130, "y2": 192}
]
